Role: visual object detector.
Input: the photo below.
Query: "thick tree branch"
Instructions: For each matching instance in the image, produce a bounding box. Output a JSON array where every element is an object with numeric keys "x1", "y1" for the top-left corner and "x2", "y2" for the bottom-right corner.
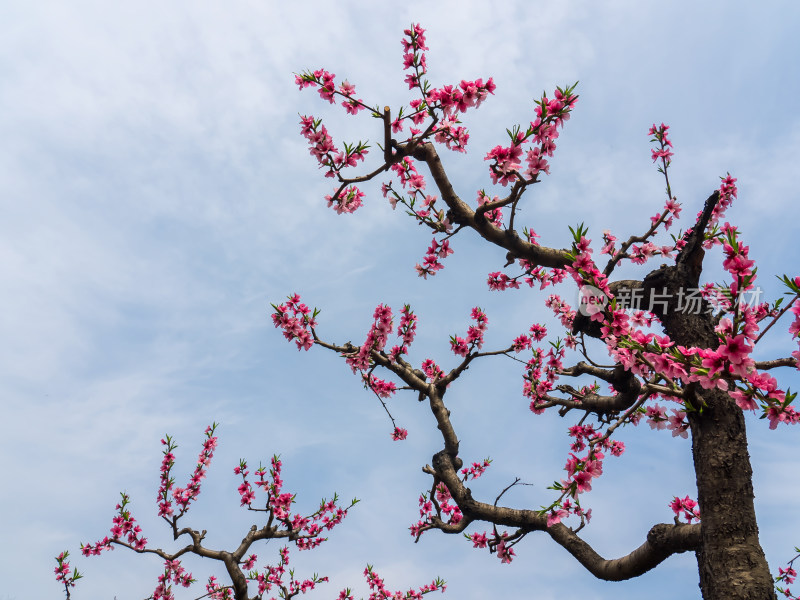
[
  {"x1": 558, "y1": 361, "x2": 622, "y2": 382},
  {"x1": 428, "y1": 449, "x2": 700, "y2": 580},
  {"x1": 754, "y1": 357, "x2": 797, "y2": 370},
  {"x1": 427, "y1": 390, "x2": 460, "y2": 458},
  {"x1": 408, "y1": 141, "x2": 571, "y2": 269},
  {"x1": 542, "y1": 363, "x2": 644, "y2": 416},
  {"x1": 676, "y1": 191, "x2": 719, "y2": 285},
  {"x1": 441, "y1": 346, "x2": 516, "y2": 386},
  {"x1": 548, "y1": 521, "x2": 702, "y2": 580},
  {"x1": 313, "y1": 336, "x2": 431, "y2": 393}
]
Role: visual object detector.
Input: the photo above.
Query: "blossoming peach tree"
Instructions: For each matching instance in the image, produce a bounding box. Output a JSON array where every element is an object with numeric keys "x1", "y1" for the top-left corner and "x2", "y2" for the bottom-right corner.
[
  {"x1": 273, "y1": 23, "x2": 800, "y2": 600},
  {"x1": 58, "y1": 23, "x2": 799, "y2": 600},
  {"x1": 56, "y1": 424, "x2": 445, "y2": 600}
]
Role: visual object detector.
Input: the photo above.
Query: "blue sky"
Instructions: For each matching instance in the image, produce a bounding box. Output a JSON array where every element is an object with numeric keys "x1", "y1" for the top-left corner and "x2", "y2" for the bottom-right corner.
[{"x1": 1, "y1": 1, "x2": 799, "y2": 599}]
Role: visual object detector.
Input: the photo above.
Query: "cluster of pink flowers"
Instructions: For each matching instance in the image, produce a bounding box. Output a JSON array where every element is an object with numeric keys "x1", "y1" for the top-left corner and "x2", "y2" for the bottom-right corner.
[
  {"x1": 205, "y1": 575, "x2": 232, "y2": 600},
  {"x1": 384, "y1": 158, "x2": 454, "y2": 245},
  {"x1": 298, "y1": 114, "x2": 369, "y2": 181},
  {"x1": 157, "y1": 424, "x2": 218, "y2": 518},
  {"x1": 431, "y1": 114, "x2": 470, "y2": 152},
  {"x1": 707, "y1": 173, "x2": 738, "y2": 234},
  {"x1": 152, "y1": 560, "x2": 194, "y2": 600},
  {"x1": 549, "y1": 202, "x2": 798, "y2": 432},
  {"x1": 410, "y1": 483, "x2": 464, "y2": 540},
  {"x1": 295, "y1": 68, "x2": 367, "y2": 116},
  {"x1": 54, "y1": 551, "x2": 81, "y2": 594},
  {"x1": 428, "y1": 78, "x2": 496, "y2": 116},
  {"x1": 295, "y1": 23, "x2": 492, "y2": 279},
  {"x1": 475, "y1": 190, "x2": 504, "y2": 227},
  {"x1": 294, "y1": 76, "x2": 372, "y2": 214},
  {"x1": 545, "y1": 497, "x2": 593, "y2": 529},
  {"x1": 483, "y1": 84, "x2": 577, "y2": 186},
  {"x1": 382, "y1": 183, "x2": 452, "y2": 254},
  {"x1": 469, "y1": 531, "x2": 489, "y2": 549},
  {"x1": 415, "y1": 237, "x2": 454, "y2": 279},
  {"x1": 397, "y1": 24, "x2": 493, "y2": 151},
  {"x1": 79, "y1": 429, "x2": 220, "y2": 598},
  {"x1": 460, "y1": 458, "x2": 491, "y2": 480},
  {"x1": 296, "y1": 23, "x2": 494, "y2": 227},
  {"x1": 421, "y1": 358, "x2": 445, "y2": 381},
  {"x1": 433, "y1": 483, "x2": 463, "y2": 524},
  {"x1": 449, "y1": 307, "x2": 488, "y2": 357},
  {"x1": 81, "y1": 492, "x2": 146, "y2": 556},
  {"x1": 522, "y1": 345, "x2": 560, "y2": 411},
  {"x1": 560, "y1": 449, "x2": 607, "y2": 499},
  {"x1": 391, "y1": 426, "x2": 409, "y2": 441},
  {"x1": 389, "y1": 304, "x2": 418, "y2": 362},
  {"x1": 215, "y1": 544, "x2": 329, "y2": 599},
  {"x1": 644, "y1": 405, "x2": 689, "y2": 438},
  {"x1": 276, "y1": 299, "x2": 418, "y2": 441},
  {"x1": 346, "y1": 304, "x2": 394, "y2": 372},
  {"x1": 487, "y1": 270, "x2": 520, "y2": 291},
  {"x1": 241, "y1": 553, "x2": 257, "y2": 571},
  {"x1": 484, "y1": 141, "x2": 522, "y2": 187},
  {"x1": 511, "y1": 334, "x2": 531, "y2": 353},
  {"x1": 600, "y1": 230, "x2": 617, "y2": 256},
  {"x1": 233, "y1": 460, "x2": 257, "y2": 506},
  {"x1": 392, "y1": 156, "x2": 426, "y2": 192},
  {"x1": 368, "y1": 375, "x2": 398, "y2": 399},
  {"x1": 109, "y1": 498, "x2": 147, "y2": 549},
  {"x1": 467, "y1": 531, "x2": 517, "y2": 563},
  {"x1": 788, "y1": 279, "x2": 800, "y2": 371},
  {"x1": 495, "y1": 535, "x2": 515, "y2": 564},
  {"x1": 670, "y1": 495, "x2": 701, "y2": 523},
  {"x1": 400, "y1": 23, "x2": 428, "y2": 89},
  {"x1": 568, "y1": 424, "x2": 625, "y2": 457},
  {"x1": 298, "y1": 114, "x2": 336, "y2": 167},
  {"x1": 411, "y1": 458, "x2": 491, "y2": 550},
  {"x1": 649, "y1": 123, "x2": 674, "y2": 166},
  {"x1": 327, "y1": 185, "x2": 366, "y2": 215},
  {"x1": 628, "y1": 241, "x2": 664, "y2": 265},
  {"x1": 544, "y1": 294, "x2": 577, "y2": 329},
  {"x1": 271, "y1": 294, "x2": 318, "y2": 351},
  {"x1": 520, "y1": 262, "x2": 568, "y2": 292},
  {"x1": 335, "y1": 565, "x2": 444, "y2": 600},
  {"x1": 775, "y1": 559, "x2": 799, "y2": 599},
  {"x1": 235, "y1": 454, "x2": 350, "y2": 547},
  {"x1": 490, "y1": 261, "x2": 558, "y2": 296}
]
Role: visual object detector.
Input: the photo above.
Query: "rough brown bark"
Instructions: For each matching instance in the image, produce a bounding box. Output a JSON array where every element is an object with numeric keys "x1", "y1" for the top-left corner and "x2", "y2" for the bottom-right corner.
[
  {"x1": 639, "y1": 196, "x2": 777, "y2": 599},
  {"x1": 688, "y1": 388, "x2": 777, "y2": 599}
]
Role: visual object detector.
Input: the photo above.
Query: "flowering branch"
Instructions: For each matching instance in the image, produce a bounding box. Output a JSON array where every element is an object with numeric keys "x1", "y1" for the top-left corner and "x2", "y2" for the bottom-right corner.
[{"x1": 59, "y1": 427, "x2": 440, "y2": 600}]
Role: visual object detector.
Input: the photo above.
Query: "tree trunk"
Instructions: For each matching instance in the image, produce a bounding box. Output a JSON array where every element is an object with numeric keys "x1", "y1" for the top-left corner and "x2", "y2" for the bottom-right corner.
[
  {"x1": 642, "y1": 230, "x2": 777, "y2": 598},
  {"x1": 688, "y1": 386, "x2": 777, "y2": 600}
]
